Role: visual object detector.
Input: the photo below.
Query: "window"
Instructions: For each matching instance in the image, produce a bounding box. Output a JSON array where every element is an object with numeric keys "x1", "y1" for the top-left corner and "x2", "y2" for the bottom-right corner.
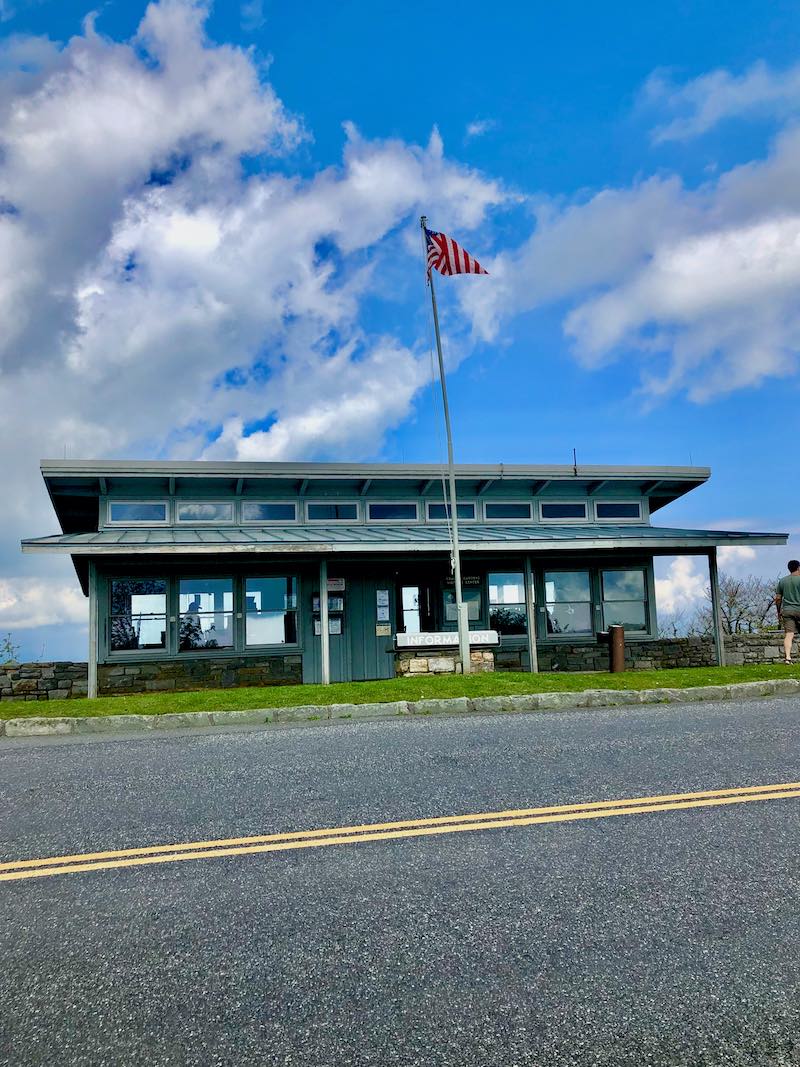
[
  {"x1": 488, "y1": 572, "x2": 527, "y2": 635},
  {"x1": 242, "y1": 502, "x2": 297, "y2": 522},
  {"x1": 368, "y1": 502, "x2": 418, "y2": 521},
  {"x1": 108, "y1": 502, "x2": 167, "y2": 524},
  {"x1": 179, "y1": 578, "x2": 234, "y2": 651},
  {"x1": 177, "y1": 501, "x2": 234, "y2": 523},
  {"x1": 443, "y1": 586, "x2": 482, "y2": 624},
  {"x1": 427, "y1": 502, "x2": 476, "y2": 521},
  {"x1": 602, "y1": 569, "x2": 648, "y2": 631},
  {"x1": 245, "y1": 577, "x2": 298, "y2": 646},
  {"x1": 544, "y1": 571, "x2": 592, "y2": 635},
  {"x1": 484, "y1": 502, "x2": 532, "y2": 520},
  {"x1": 541, "y1": 502, "x2": 588, "y2": 520},
  {"x1": 307, "y1": 503, "x2": 359, "y2": 521},
  {"x1": 110, "y1": 579, "x2": 167, "y2": 651},
  {"x1": 596, "y1": 502, "x2": 641, "y2": 520}
]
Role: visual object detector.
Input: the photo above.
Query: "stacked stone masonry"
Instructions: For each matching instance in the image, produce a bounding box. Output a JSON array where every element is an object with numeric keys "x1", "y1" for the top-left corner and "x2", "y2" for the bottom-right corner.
[{"x1": 0, "y1": 635, "x2": 790, "y2": 700}]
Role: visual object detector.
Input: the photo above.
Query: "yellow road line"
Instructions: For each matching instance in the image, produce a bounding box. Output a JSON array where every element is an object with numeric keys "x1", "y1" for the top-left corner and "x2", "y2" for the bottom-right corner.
[{"x1": 2, "y1": 782, "x2": 799, "y2": 883}]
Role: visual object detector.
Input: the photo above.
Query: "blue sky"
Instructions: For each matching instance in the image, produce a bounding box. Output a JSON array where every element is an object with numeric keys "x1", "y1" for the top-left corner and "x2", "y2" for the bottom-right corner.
[{"x1": 1, "y1": 0, "x2": 798, "y2": 660}]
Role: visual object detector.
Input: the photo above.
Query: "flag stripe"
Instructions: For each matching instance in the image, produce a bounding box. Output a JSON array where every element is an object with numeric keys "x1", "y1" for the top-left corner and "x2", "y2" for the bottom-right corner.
[{"x1": 425, "y1": 227, "x2": 487, "y2": 277}]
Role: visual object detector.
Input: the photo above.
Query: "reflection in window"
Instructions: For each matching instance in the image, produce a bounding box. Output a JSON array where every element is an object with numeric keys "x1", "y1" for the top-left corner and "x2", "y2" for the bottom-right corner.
[
  {"x1": 544, "y1": 571, "x2": 592, "y2": 635},
  {"x1": 602, "y1": 569, "x2": 647, "y2": 631},
  {"x1": 427, "y1": 502, "x2": 476, "y2": 520},
  {"x1": 245, "y1": 577, "x2": 298, "y2": 645},
  {"x1": 368, "y1": 503, "x2": 418, "y2": 521},
  {"x1": 401, "y1": 586, "x2": 421, "y2": 634},
  {"x1": 540, "y1": 502, "x2": 587, "y2": 520},
  {"x1": 488, "y1": 572, "x2": 527, "y2": 635},
  {"x1": 307, "y1": 503, "x2": 358, "y2": 521},
  {"x1": 179, "y1": 578, "x2": 234, "y2": 651},
  {"x1": 177, "y1": 502, "x2": 234, "y2": 522},
  {"x1": 485, "y1": 502, "x2": 531, "y2": 520},
  {"x1": 596, "y1": 502, "x2": 641, "y2": 520},
  {"x1": 242, "y1": 502, "x2": 297, "y2": 522},
  {"x1": 109, "y1": 502, "x2": 167, "y2": 523},
  {"x1": 443, "y1": 586, "x2": 482, "y2": 624},
  {"x1": 110, "y1": 578, "x2": 167, "y2": 651}
]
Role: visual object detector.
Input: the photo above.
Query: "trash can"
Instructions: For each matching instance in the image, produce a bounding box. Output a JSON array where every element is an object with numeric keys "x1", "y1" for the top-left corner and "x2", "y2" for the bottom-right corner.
[{"x1": 598, "y1": 625, "x2": 625, "y2": 673}]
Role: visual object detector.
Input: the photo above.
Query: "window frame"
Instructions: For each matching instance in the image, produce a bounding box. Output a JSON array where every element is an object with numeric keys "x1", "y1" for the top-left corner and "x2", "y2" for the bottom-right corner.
[
  {"x1": 540, "y1": 567, "x2": 595, "y2": 640},
  {"x1": 107, "y1": 576, "x2": 170, "y2": 655},
  {"x1": 482, "y1": 500, "x2": 534, "y2": 523},
  {"x1": 240, "y1": 500, "x2": 299, "y2": 524},
  {"x1": 175, "y1": 500, "x2": 236, "y2": 525},
  {"x1": 487, "y1": 571, "x2": 528, "y2": 637},
  {"x1": 305, "y1": 500, "x2": 361, "y2": 524},
  {"x1": 177, "y1": 575, "x2": 237, "y2": 654},
  {"x1": 106, "y1": 499, "x2": 170, "y2": 526},
  {"x1": 425, "y1": 500, "x2": 477, "y2": 523},
  {"x1": 367, "y1": 500, "x2": 420, "y2": 523},
  {"x1": 539, "y1": 500, "x2": 589, "y2": 523},
  {"x1": 243, "y1": 575, "x2": 301, "y2": 650},
  {"x1": 600, "y1": 566, "x2": 649, "y2": 632}
]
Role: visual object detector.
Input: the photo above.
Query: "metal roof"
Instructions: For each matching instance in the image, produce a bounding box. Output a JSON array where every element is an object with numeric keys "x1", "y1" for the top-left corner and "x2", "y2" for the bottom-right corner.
[{"x1": 21, "y1": 523, "x2": 787, "y2": 556}]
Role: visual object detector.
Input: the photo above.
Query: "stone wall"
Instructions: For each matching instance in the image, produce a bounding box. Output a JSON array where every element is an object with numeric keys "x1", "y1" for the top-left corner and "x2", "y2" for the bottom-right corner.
[
  {"x1": 493, "y1": 633, "x2": 788, "y2": 672},
  {"x1": 395, "y1": 649, "x2": 495, "y2": 676},
  {"x1": 97, "y1": 655, "x2": 303, "y2": 694},
  {"x1": 0, "y1": 662, "x2": 88, "y2": 701}
]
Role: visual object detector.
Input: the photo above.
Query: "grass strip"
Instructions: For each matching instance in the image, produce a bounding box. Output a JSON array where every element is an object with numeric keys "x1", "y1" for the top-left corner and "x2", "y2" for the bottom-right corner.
[{"x1": 2, "y1": 663, "x2": 799, "y2": 720}]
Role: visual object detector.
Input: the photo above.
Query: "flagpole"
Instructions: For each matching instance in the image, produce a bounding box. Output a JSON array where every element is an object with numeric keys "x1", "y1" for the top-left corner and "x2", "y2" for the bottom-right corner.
[{"x1": 421, "y1": 215, "x2": 471, "y2": 676}]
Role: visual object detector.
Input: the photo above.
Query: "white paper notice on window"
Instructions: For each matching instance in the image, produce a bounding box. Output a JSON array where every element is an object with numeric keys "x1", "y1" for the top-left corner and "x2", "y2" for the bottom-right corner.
[
  {"x1": 376, "y1": 589, "x2": 389, "y2": 607},
  {"x1": 377, "y1": 605, "x2": 390, "y2": 622}
]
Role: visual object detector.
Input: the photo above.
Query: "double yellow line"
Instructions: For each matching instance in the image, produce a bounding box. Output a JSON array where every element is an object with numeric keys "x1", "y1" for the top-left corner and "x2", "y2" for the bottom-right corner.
[{"x1": 2, "y1": 781, "x2": 799, "y2": 883}]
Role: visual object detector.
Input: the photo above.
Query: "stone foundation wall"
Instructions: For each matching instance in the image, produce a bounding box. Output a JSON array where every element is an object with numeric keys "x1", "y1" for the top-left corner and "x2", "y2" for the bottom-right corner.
[
  {"x1": 395, "y1": 649, "x2": 495, "y2": 676},
  {"x1": 493, "y1": 633, "x2": 788, "y2": 673},
  {"x1": 98, "y1": 655, "x2": 303, "y2": 694},
  {"x1": 0, "y1": 662, "x2": 88, "y2": 702}
]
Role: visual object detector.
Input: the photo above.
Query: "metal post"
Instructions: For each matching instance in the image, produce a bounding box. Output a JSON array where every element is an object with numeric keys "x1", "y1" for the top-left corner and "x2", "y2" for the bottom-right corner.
[
  {"x1": 524, "y1": 556, "x2": 538, "y2": 673},
  {"x1": 319, "y1": 558, "x2": 330, "y2": 685},
  {"x1": 421, "y1": 215, "x2": 471, "y2": 675},
  {"x1": 87, "y1": 561, "x2": 98, "y2": 699},
  {"x1": 708, "y1": 548, "x2": 726, "y2": 667}
]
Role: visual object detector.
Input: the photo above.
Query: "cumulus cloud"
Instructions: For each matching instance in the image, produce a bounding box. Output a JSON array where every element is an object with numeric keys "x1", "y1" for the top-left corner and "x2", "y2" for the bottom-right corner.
[
  {"x1": 655, "y1": 556, "x2": 708, "y2": 615},
  {"x1": 0, "y1": 578, "x2": 86, "y2": 630},
  {"x1": 645, "y1": 61, "x2": 800, "y2": 143}
]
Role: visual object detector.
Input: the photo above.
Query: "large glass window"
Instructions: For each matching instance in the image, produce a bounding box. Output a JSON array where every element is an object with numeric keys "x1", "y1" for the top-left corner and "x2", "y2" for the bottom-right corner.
[
  {"x1": 544, "y1": 571, "x2": 592, "y2": 635},
  {"x1": 179, "y1": 578, "x2": 234, "y2": 651},
  {"x1": 110, "y1": 579, "x2": 167, "y2": 651},
  {"x1": 242, "y1": 502, "x2": 297, "y2": 522},
  {"x1": 427, "y1": 502, "x2": 476, "y2": 521},
  {"x1": 602, "y1": 569, "x2": 648, "y2": 631},
  {"x1": 485, "y1": 502, "x2": 532, "y2": 520},
  {"x1": 307, "y1": 503, "x2": 359, "y2": 521},
  {"x1": 109, "y1": 502, "x2": 167, "y2": 524},
  {"x1": 443, "y1": 586, "x2": 482, "y2": 624},
  {"x1": 488, "y1": 572, "x2": 527, "y2": 635},
  {"x1": 245, "y1": 577, "x2": 298, "y2": 645},
  {"x1": 177, "y1": 502, "x2": 234, "y2": 523},
  {"x1": 541, "y1": 502, "x2": 587, "y2": 520},
  {"x1": 596, "y1": 502, "x2": 641, "y2": 520},
  {"x1": 368, "y1": 503, "x2": 418, "y2": 521}
]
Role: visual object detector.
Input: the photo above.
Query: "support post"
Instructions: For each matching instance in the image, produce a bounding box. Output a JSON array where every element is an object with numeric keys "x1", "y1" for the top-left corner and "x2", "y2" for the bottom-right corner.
[
  {"x1": 421, "y1": 215, "x2": 471, "y2": 675},
  {"x1": 87, "y1": 561, "x2": 98, "y2": 699},
  {"x1": 708, "y1": 548, "x2": 726, "y2": 667},
  {"x1": 524, "y1": 556, "x2": 538, "y2": 673},
  {"x1": 319, "y1": 558, "x2": 330, "y2": 685}
]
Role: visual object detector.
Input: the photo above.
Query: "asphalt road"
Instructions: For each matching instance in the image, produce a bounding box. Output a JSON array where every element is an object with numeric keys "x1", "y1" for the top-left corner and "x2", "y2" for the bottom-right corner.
[{"x1": 1, "y1": 696, "x2": 799, "y2": 1067}]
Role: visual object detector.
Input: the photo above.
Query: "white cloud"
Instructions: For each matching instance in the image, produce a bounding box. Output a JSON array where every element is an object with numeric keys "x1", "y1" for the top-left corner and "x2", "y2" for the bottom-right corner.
[
  {"x1": 465, "y1": 119, "x2": 496, "y2": 141},
  {"x1": 717, "y1": 545, "x2": 757, "y2": 568},
  {"x1": 0, "y1": 578, "x2": 86, "y2": 630},
  {"x1": 655, "y1": 556, "x2": 707, "y2": 615},
  {"x1": 645, "y1": 61, "x2": 800, "y2": 143},
  {"x1": 240, "y1": 0, "x2": 265, "y2": 32}
]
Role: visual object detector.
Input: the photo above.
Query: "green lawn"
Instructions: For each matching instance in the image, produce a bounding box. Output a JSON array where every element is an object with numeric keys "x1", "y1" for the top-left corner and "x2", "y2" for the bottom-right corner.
[{"x1": 2, "y1": 663, "x2": 799, "y2": 719}]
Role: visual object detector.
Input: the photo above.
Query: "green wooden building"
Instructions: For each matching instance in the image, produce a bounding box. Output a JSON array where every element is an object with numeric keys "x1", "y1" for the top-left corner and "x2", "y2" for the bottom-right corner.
[{"x1": 21, "y1": 460, "x2": 786, "y2": 696}]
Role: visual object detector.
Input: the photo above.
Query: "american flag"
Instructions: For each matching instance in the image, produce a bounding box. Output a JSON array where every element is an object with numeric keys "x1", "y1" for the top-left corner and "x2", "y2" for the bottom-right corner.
[{"x1": 425, "y1": 227, "x2": 488, "y2": 277}]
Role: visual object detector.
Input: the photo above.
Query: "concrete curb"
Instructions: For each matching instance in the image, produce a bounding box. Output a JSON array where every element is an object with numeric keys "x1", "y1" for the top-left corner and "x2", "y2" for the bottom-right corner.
[{"x1": 1, "y1": 678, "x2": 798, "y2": 739}]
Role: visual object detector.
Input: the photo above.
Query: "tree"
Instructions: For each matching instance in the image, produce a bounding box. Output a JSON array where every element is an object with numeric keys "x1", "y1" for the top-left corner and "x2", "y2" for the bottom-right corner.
[
  {"x1": 1, "y1": 633, "x2": 21, "y2": 664},
  {"x1": 692, "y1": 573, "x2": 778, "y2": 635}
]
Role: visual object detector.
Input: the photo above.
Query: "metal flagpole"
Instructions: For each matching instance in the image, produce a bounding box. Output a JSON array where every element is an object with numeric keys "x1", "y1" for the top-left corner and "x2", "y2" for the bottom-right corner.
[{"x1": 421, "y1": 215, "x2": 471, "y2": 675}]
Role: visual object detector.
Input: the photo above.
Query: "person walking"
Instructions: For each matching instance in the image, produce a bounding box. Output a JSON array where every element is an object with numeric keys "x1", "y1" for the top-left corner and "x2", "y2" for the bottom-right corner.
[{"x1": 775, "y1": 560, "x2": 800, "y2": 664}]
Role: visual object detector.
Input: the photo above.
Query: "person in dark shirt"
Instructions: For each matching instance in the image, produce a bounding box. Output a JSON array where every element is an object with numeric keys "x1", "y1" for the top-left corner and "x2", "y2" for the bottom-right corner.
[{"x1": 775, "y1": 560, "x2": 800, "y2": 664}]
